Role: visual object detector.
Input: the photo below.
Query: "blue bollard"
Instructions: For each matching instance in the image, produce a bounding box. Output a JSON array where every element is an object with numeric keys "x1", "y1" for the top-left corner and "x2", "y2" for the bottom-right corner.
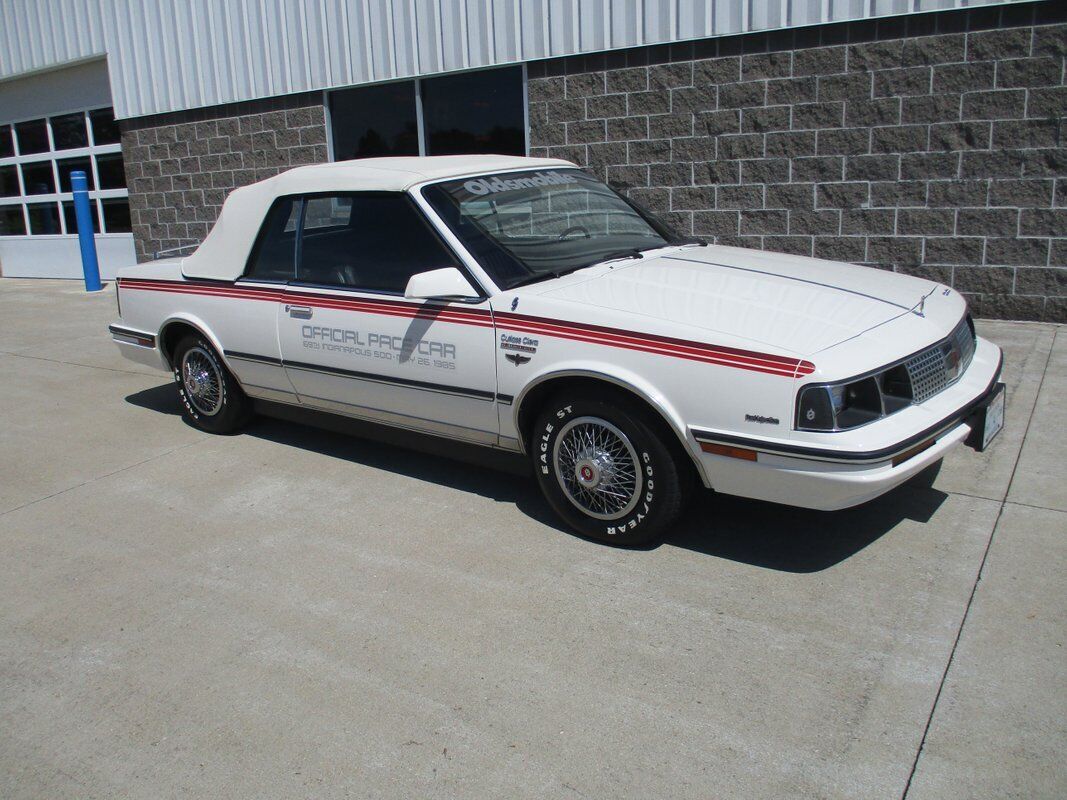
[{"x1": 71, "y1": 170, "x2": 102, "y2": 292}]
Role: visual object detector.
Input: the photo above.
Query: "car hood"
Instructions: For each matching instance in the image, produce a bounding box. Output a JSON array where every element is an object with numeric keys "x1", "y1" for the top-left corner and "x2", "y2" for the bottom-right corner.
[{"x1": 533, "y1": 245, "x2": 939, "y2": 356}]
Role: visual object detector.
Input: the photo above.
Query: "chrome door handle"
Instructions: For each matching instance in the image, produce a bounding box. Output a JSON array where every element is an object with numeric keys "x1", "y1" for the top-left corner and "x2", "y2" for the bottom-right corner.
[{"x1": 286, "y1": 305, "x2": 313, "y2": 319}]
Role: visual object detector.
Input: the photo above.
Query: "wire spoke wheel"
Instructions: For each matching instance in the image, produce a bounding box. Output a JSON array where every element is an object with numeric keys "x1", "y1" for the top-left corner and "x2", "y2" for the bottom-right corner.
[
  {"x1": 552, "y1": 416, "x2": 643, "y2": 520},
  {"x1": 180, "y1": 346, "x2": 224, "y2": 417}
]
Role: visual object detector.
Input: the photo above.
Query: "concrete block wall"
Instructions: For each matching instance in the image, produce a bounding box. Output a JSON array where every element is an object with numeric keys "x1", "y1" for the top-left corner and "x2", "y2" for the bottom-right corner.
[
  {"x1": 527, "y1": 3, "x2": 1067, "y2": 321},
  {"x1": 120, "y1": 93, "x2": 328, "y2": 262}
]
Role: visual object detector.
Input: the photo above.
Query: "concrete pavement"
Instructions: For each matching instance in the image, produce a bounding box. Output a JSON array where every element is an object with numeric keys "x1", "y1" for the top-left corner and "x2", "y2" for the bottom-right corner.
[{"x1": 0, "y1": 278, "x2": 1063, "y2": 799}]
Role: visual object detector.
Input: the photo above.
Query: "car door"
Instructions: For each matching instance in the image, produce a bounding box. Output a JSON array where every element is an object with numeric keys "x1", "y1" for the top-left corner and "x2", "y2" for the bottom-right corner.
[
  {"x1": 217, "y1": 196, "x2": 300, "y2": 403},
  {"x1": 277, "y1": 192, "x2": 500, "y2": 445}
]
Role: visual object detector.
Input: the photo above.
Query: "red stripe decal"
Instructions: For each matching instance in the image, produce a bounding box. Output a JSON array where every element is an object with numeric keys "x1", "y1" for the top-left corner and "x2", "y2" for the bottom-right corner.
[{"x1": 118, "y1": 278, "x2": 814, "y2": 377}]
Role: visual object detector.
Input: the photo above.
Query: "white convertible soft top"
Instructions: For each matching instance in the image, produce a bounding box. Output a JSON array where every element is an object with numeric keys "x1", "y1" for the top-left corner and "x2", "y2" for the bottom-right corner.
[{"x1": 181, "y1": 154, "x2": 575, "y2": 282}]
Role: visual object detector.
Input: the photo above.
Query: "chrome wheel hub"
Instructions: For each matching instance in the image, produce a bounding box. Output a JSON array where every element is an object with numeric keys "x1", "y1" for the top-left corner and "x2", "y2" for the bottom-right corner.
[
  {"x1": 181, "y1": 346, "x2": 223, "y2": 416},
  {"x1": 553, "y1": 417, "x2": 642, "y2": 520}
]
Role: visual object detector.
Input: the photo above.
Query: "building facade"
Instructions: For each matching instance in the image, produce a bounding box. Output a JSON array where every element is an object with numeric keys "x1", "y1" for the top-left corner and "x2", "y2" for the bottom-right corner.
[{"x1": 1, "y1": 0, "x2": 1064, "y2": 320}]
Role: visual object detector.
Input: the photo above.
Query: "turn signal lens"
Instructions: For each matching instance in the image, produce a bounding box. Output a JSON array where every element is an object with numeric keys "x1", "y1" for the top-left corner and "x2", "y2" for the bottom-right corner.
[{"x1": 700, "y1": 442, "x2": 758, "y2": 461}]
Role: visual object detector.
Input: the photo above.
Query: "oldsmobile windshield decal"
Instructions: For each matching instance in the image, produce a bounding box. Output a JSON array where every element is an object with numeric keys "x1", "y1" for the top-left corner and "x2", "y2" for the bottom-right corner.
[{"x1": 462, "y1": 171, "x2": 577, "y2": 196}]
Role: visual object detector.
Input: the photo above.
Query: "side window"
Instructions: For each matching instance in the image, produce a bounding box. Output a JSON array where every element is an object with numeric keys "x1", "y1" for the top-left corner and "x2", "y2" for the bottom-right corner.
[
  {"x1": 297, "y1": 193, "x2": 462, "y2": 294},
  {"x1": 245, "y1": 198, "x2": 300, "y2": 280}
]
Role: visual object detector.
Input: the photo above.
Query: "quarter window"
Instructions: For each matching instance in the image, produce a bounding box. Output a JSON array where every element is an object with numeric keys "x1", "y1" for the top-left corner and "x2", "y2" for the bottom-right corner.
[{"x1": 245, "y1": 198, "x2": 301, "y2": 281}]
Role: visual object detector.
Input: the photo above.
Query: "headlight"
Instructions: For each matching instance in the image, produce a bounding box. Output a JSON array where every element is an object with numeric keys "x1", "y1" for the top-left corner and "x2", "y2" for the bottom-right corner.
[{"x1": 795, "y1": 314, "x2": 976, "y2": 432}]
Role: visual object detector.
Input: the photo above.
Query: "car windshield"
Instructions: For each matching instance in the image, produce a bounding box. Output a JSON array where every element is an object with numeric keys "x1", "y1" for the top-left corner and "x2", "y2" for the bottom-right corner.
[{"x1": 421, "y1": 168, "x2": 686, "y2": 289}]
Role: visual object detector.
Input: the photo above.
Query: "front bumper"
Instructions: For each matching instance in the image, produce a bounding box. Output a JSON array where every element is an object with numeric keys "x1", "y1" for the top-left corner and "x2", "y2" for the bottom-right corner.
[{"x1": 690, "y1": 338, "x2": 1004, "y2": 511}]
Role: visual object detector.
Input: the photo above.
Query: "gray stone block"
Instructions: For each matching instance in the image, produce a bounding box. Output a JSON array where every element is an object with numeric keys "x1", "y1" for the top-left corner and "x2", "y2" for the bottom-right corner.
[
  {"x1": 792, "y1": 102, "x2": 844, "y2": 130},
  {"x1": 873, "y1": 67, "x2": 932, "y2": 97},
  {"x1": 814, "y1": 235, "x2": 866, "y2": 262},
  {"x1": 962, "y1": 89, "x2": 1027, "y2": 120},
  {"x1": 898, "y1": 208, "x2": 956, "y2": 235},
  {"x1": 743, "y1": 105, "x2": 792, "y2": 132},
  {"x1": 606, "y1": 68, "x2": 647, "y2": 94},
  {"x1": 924, "y1": 236, "x2": 984, "y2": 265},
  {"x1": 789, "y1": 209, "x2": 840, "y2": 235},
  {"x1": 794, "y1": 46, "x2": 846, "y2": 76},
  {"x1": 968, "y1": 28, "x2": 1032, "y2": 61},
  {"x1": 816, "y1": 181, "x2": 869, "y2": 209},
  {"x1": 902, "y1": 34, "x2": 966, "y2": 66},
  {"x1": 986, "y1": 237, "x2": 1051, "y2": 266},
  {"x1": 933, "y1": 62, "x2": 995, "y2": 94},
  {"x1": 996, "y1": 58, "x2": 1063, "y2": 89}
]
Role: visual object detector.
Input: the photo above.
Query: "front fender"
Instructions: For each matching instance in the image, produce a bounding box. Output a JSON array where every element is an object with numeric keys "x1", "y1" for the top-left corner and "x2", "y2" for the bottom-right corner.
[{"x1": 511, "y1": 360, "x2": 709, "y2": 485}]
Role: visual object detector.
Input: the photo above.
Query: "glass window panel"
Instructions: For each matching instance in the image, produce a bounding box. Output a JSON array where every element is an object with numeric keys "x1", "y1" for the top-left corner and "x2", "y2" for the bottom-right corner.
[
  {"x1": 89, "y1": 108, "x2": 120, "y2": 145},
  {"x1": 421, "y1": 66, "x2": 525, "y2": 157},
  {"x1": 21, "y1": 162, "x2": 56, "y2": 195},
  {"x1": 0, "y1": 165, "x2": 19, "y2": 197},
  {"x1": 27, "y1": 202, "x2": 61, "y2": 234},
  {"x1": 302, "y1": 196, "x2": 352, "y2": 230},
  {"x1": 329, "y1": 81, "x2": 419, "y2": 160},
  {"x1": 0, "y1": 205, "x2": 26, "y2": 235},
  {"x1": 101, "y1": 198, "x2": 131, "y2": 233},
  {"x1": 56, "y1": 157, "x2": 94, "y2": 192},
  {"x1": 15, "y1": 119, "x2": 50, "y2": 154},
  {"x1": 245, "y1": 198, "x2": 300, "y2": 279},
  {"x1": 95, "y1": 152, "x2": 127, "y2": 189},
  {"x1": 296, "y1": 194, "x2": 458, "y2": 293},
  {"x1": 0, "y1": 125, "x2": 13, "y2": 158},
  {"x1": 62, "y1": 199, "x2": 100, "y2": 234},
  {"x1": 51, "y1": 112, "x2": 88, "y2": 150}
]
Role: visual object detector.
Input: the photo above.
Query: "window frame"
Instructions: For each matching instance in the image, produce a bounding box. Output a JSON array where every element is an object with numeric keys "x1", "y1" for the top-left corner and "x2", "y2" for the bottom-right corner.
[
  {"x1": 326, "y1": 64, "x2": 529, "y2": 162},
  {"x1": 0, "y1": 104, "x2": 130, "y2": 238},
  {"x1": 241, "y1": 190, "x2": 487, "y2": 300}
]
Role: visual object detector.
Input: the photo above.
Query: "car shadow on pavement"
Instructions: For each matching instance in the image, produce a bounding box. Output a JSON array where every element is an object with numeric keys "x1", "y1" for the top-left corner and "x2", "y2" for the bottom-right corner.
[{"x1": 127, "y1": 383, "x2": 948, "y2": 573}]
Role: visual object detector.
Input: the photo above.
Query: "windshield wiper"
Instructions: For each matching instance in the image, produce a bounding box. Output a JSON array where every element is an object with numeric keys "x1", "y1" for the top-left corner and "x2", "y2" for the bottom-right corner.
[
  {"x1": 507, "y1": 249, "x2": 648, "y2": 289},
  {"x1": 588, "y1": 248, "x2": 646, "y2": 266}
]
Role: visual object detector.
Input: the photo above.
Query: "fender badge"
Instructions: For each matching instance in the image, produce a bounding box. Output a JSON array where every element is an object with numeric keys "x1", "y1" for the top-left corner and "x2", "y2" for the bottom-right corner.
[
  {"x1": 506, "y1": 353, "x2": 531, "y2": 366},
  {"x1": 745, "y1": 414, "x2": 780, "y2": 425},
  {"x1": 511, "y1": 297, "x2": 519, "y2": 311}
]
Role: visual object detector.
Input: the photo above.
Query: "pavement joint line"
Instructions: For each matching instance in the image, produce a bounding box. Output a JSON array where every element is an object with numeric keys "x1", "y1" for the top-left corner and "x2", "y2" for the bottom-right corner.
[
  {"x1": 0, "y1": 348, "x2": 162, "y2": 378},
  {"x1": 0, "y1": 438, "x2": 208, "y2": 520},
  {"x1": 900, "y1": 325, "x2": 1058, "y2": 800}
]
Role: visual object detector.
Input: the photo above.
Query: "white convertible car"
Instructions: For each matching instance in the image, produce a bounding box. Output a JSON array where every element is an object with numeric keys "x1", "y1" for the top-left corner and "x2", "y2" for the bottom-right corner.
[{"x1": 111, "y1": 155, "x2": 1004, "y2": 544}]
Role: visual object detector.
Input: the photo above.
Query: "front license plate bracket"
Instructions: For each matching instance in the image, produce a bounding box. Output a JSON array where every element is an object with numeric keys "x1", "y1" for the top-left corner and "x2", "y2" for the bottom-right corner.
[{"x1": 965, "y1": 382, "x2": 1006, "y2": 452}]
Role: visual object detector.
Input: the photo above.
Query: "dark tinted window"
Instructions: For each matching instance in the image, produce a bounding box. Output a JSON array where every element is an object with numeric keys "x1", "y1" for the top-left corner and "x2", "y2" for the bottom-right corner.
[
  {"x1": 57, "y1": 157, "x2": 94, "y2": 192},
  {"x1": 51, "y1": 113, "x2": 88, "y2": 150},
  {"x1": 63, "y1": 199, "x2": 100, "y2": 233},
  {"x1": 421, "y1": 67, "x2": 524, "y2": 156},
  {"x1": 15, "y1": 119, "x2": 49, "y2": 154},
  {"x1": 89, "y1": 108, "x2": 120, "y2": 145},
  {"x1": 27, "y1": 202, "x2": 61, "y2": 234},
  {"x1": 0, "y1": 165, "x2": 19, "y2": 197},
  {"x1": 21, "y1": 162, "x2": 55, "y2": 195},
  {"x1": 245, "y1": 198, "x2": 301, "y2": 280},
  {"x1": 96, "y1": 153, "x2": 127, "y2": 188},
  {"x1": 101, "y1": 198, "x2": 131, "y2": 232},
  {"x1": 0, "y1": 126, "x2": 13, "y2": 158},
  {"x1": 330, "y1": 82, "x2": 418, "y2": 160},
  {"x1": 297, "y1": 194, "x2": 459, "y2": 294},
  {"x1": 0, "y1": 205, "x2": 26, "y2": 235}
]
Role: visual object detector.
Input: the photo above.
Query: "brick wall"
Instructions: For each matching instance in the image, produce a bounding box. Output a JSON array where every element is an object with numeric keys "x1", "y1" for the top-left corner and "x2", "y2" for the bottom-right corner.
[
  {"x1": 120, "y1": 93, "x2": 328, "y2": 262},
  {"x1": 527, "y1": 3, "x2": 1067, "y2": 322}
]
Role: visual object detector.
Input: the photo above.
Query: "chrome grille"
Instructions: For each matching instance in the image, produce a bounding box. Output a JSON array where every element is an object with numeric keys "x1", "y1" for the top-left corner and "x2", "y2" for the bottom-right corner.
[{"x1": 905, "y1": 317, "x2": 976, "y2": 404}]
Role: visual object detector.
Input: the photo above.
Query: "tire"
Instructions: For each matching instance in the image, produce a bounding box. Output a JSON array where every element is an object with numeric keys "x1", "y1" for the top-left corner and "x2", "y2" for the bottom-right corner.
[
  {"x1": 172, "y1": 333, "x2": 252, "y2": 434},
  {"x1": 531, "y1": 391, "x2": 688, "y2": 546}
]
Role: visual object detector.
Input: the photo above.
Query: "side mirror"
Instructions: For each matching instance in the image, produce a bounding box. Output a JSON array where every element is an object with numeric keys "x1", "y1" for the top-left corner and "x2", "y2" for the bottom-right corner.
[{"x1": 404, "y1": 267, "x2": 480, "y2": 301}]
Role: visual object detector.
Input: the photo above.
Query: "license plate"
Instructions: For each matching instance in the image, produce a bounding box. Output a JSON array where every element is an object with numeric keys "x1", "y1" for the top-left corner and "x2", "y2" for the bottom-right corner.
[{"x1": 981, "y1": 384, "x2": 1005, "y2": 450}]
